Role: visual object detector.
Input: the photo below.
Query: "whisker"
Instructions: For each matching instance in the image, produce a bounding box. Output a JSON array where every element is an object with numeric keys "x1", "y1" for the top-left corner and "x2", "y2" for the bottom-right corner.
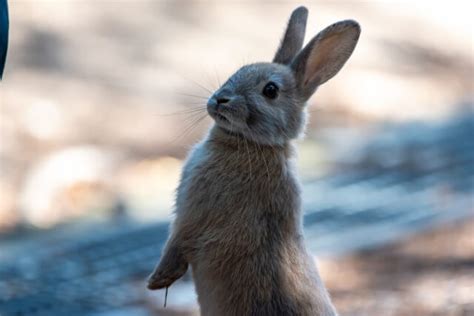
[
  {"x1": 168, "y1": 113, "x2": 209, "y2": 145},
  {"x1": 243, "y1": 134, "x2": 253, "y2": 184},
  {"x1": 256, "y1": 137, "x2": 271, "y2": 184},
  {"x1": 179, "y1": 114, "x2": 208, "y2": 141},
  {"x1": 180, "y1": 75, "x2": 214, "y2": 95},
  {"x1": 233, "y1": 122, "x2": 241, "y2": 163},
  {"x1": 180, "y1": 111, "x2": 208, "y2": 126},
  {"x1": 274, "y1": 125, "x2": 291, "y2": 141},
  {"x1": 156, "y1": 107, "x2": 206, "y2": 116},
  {"x1": 175, "y1": 92, "x2": 210, "y2": 100},
  {"x1": 245, "y1": 127, "x2": 271, "y2": 184},
  {"x1": 244, "y1": 126, "x2": 277, "y2": 214},
  {"x1": 181, "y1": 101, "x2": 209, "y2": 106},
  {"x1": 204, "y1": 71, "x2": 218, "y2": 91},
  {"x1": 213, "y1": 67, "x2": 221, "y2": 88}
]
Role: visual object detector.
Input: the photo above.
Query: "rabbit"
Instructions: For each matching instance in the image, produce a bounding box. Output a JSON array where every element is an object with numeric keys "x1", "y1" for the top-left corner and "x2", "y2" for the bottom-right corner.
[{"x1": 147, "y1": 6, "x2": 360, "y2": 316}]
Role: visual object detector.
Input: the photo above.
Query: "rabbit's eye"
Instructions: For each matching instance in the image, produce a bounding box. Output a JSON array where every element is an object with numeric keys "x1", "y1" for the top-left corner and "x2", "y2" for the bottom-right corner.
[{"x1": 262, "y1": 82, "x2": 279, "y2": 99}]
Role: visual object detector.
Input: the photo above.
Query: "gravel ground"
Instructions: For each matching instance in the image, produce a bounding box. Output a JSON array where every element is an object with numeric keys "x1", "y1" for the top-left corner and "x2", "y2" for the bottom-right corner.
[
  {"x1": 319, "y1": 219, "x2": 474, "y2": 316},
  {"x1": 146, "y1": 219, "x2": 474, "y2": 316}
]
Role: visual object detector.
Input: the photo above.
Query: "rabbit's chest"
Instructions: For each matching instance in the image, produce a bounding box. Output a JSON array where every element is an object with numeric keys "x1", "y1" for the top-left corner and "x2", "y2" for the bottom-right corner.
[{"x1": 188, "y1": 157, "x2": 290, "y2": 206}]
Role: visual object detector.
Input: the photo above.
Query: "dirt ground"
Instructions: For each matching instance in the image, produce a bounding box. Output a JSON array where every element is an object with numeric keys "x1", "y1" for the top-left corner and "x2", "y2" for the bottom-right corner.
[
  {"x1": 319, "y1": 219, "x2": 474, "y2": 316},
  {"x1": 148, "y1": 219, "x2": 474, "y2": 316}
]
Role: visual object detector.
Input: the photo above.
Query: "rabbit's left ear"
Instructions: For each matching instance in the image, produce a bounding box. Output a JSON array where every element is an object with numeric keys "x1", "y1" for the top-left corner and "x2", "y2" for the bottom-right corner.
[
  {"x1": 273, "y1": 6, "x2": 308, "y2": 65},
  {"x1": 291, "y1": 20, "x2": 360, "y2": 101}
]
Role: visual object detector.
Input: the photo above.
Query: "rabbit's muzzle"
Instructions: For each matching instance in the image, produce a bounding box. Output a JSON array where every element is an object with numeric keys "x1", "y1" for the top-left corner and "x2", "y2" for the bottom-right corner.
[{"x1": 208, "y1": 91, "x2": 249, "y2": 126}]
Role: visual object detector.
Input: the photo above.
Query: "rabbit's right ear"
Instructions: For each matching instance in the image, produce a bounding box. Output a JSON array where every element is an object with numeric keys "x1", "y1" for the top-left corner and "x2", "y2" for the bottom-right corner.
[{"x1": 273, "y1": 6, "x2": 308, "y2": 65}]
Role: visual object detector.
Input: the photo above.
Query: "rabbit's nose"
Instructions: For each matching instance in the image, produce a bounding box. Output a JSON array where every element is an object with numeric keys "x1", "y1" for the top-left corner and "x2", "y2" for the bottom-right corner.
[
  {"x1": 216, "y1": 97, "x2": 230, "y2": 105},
  {"x1": 209, "y1": 93, "x2": 233, "y2": 110}
]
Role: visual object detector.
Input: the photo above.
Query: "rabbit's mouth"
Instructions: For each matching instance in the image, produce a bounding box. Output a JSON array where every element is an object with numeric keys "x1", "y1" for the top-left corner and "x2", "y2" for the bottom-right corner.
[
  {"x1": 208, "y1": 108, "x2": 230, "y2": 124},
  {"x1": 215, "y1": 113, "x2": 229, "y2": 123}
]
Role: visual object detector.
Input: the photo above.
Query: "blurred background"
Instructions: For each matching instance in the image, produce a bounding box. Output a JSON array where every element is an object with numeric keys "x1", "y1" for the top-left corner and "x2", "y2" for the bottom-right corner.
[{"x1": 0, "y1": 1, "x2": 473, "y2": 315}]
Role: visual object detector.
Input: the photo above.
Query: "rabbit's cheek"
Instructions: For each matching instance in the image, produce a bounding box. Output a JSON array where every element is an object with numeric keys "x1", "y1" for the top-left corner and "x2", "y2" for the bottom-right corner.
[{"x1": 222, "y1": 105, "x2": 248, "y2": 124}]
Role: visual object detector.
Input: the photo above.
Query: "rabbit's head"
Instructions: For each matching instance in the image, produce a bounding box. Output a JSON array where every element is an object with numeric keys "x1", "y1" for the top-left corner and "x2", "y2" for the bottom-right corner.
[{"x1": 207, "y1": 6, "x2": 360, "y2": 146}]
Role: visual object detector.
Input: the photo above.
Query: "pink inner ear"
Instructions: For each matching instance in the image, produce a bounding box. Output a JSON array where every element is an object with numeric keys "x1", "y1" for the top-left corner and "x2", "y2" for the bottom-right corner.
[{"x1": 303, "y1": 32, "x2": 350, "y2": 87}]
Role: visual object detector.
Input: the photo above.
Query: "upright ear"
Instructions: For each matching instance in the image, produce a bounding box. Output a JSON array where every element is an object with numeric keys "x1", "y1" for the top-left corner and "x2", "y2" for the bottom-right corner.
[
  {"x1": 273, "y1": 6, "x2": 308, "y2": 65},
  {"x1": 291, "y1": 20, "x2": 360, "y2": 101}
]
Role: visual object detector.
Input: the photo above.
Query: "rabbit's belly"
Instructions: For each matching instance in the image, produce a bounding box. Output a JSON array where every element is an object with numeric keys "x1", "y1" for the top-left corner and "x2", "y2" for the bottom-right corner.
[{"x1": 191, "y1": 237, "x2": 328, "y2": 316}]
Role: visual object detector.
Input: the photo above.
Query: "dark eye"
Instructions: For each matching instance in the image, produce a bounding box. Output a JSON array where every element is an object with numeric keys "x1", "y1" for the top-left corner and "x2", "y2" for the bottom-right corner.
[{"x1": 262, "y1": 82, "x2": 279, "y2": 99}]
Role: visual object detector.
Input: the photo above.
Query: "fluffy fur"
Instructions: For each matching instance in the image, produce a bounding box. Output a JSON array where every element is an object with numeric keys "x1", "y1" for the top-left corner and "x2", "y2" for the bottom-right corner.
[{"x1": 148, "y1": 6, "x2": 360, "y2": 316}]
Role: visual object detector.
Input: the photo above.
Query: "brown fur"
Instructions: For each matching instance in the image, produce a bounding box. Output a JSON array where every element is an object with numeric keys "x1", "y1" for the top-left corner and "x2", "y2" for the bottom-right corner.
[{"x1": 148, "y1": 6, "x2": 360, "y2": 316}]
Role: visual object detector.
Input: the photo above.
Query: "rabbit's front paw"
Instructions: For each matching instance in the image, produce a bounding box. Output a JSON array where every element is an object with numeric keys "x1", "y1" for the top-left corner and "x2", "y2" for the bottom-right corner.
[
  {"x1": 147, "y1": 270, "x2": 175, "y2": 290},
  {"x1": 147, "y1": 258, "x2": 188, "y2": 290}
]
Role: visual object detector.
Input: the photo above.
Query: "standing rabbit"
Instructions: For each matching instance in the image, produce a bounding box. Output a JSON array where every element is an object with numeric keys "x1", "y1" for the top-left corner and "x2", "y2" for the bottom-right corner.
[{"x1": 148, "y1": 6, "x2": 360, "y2": 316}]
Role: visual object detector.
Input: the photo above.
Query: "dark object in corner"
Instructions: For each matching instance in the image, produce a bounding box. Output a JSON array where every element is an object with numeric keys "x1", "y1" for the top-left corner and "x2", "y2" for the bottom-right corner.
[{"x1": 0, "y1": 0, "x2": 8, "y2": 80}]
